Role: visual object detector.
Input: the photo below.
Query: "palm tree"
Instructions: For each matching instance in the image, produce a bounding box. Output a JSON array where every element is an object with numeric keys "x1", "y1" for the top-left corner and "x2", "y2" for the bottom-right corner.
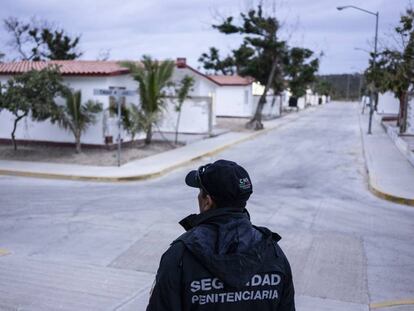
[
  {"x1": 57, "y1": 89, "x2": 102, "y2": 153},
  {"x1": 121, "y1": 55, "x2": 175, "y2": 144},
  {"x1": 174, "y1": 75, "x2": 194, "y2": 144}
]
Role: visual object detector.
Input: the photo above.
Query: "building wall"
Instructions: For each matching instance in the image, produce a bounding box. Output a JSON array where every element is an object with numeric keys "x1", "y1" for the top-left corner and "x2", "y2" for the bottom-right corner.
[
  {"x1": 378, "y1": 91, "x2": 400, "y2": 114},
  {"x1": 406, "y1": 95, "x2": 414, "y2": 135},
  {"x1": 172, "y1": 67, "x2": 217, "y2": 126},
  {"x1": 173, "y1": 68, "x2": 216, "y2": 97},
  {"x1": 215, "y1": 85, "x2": 253, "y2": 117},
  {"x1": 158, "y1": 96, "x2": 213, "y2": 134}
]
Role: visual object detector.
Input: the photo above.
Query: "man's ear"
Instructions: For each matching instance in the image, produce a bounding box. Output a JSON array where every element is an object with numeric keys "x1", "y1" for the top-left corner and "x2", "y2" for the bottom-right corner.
[{"x1": 205, "y1": 195, "x2": 216, "y2": 210}]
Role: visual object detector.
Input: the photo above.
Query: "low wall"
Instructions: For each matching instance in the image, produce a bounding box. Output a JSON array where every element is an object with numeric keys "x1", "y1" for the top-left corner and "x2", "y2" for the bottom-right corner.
[
  {"x1": 407, "y1": 95, "x2": 414, "y2": 135},
  {"x1": 378, "y1": 92, "x2": 399, "y2": 114},
  {"x1": 252, "y1": 95, "x2": 281, "y2": 119}
]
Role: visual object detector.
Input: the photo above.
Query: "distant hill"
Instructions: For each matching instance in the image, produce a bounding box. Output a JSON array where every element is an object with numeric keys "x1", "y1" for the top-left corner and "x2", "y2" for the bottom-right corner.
[{"x1": 318, "y1": 74, "x2": 366, "y2": 101}]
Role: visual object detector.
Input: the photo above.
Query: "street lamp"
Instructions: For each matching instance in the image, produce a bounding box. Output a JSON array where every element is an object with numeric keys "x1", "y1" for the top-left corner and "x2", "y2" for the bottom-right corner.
[{"x1": 337, "y1": 5, "x2": 379, "y2": 134}]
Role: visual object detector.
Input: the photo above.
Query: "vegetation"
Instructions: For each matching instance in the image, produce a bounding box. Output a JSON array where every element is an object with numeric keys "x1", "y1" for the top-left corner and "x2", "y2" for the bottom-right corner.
[
  {"x1": 3, "y1": 17, "x2": 82, "y2": 60},
  {"x1": 200, "y1": 4, "x2": 286, "y2": 130},
  {"x1": 173, "y1": 75, "x2": 194, "y2": 144},
  {"x1": 365, "y1": 8, "x2": 414, "y2": 133},
  {"x1": 112, "y1": 74, "x2": 194, "y2": 145},
  {"x1": 121, "y1": 56, "x2": 175, "y2": 145},
  {"x1": 0, "y1": 66, "x2": 66, "y2": 150},
  {"x1": 284, "y1": 47, "x2": 319, "y2": 100},
  {"x1": 317, "y1": 74, "x2": 363, "y2": 100},
  {"x1": 199, "y1": 3, "x2": 319, "y2": 129},
  {"x1": 313, "y1": 78, "x2": 334, "y2": 97},
  {"x1": 56, "y1": 90, "x2": 102, "y2": 153}
]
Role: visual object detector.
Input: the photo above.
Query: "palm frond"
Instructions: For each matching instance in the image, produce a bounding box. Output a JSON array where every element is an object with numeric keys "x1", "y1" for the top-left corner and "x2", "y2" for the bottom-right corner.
[{"x1": 58, "y1": 89, "x2": 102, "y2": 135}]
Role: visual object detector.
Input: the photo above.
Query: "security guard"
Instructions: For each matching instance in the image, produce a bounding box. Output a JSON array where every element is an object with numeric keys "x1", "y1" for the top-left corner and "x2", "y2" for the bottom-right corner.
[{"x1": 147, "y1": 159, "x2": 295, "y2": 310}]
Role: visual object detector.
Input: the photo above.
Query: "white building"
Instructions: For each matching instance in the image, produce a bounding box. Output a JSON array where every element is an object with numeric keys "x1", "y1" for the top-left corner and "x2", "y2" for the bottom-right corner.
[
  {"x1": 208, "y1": 75, "x2": 254, "y2": 118},
  {"x1": 0, "y1": 59, "x2": 218, "y2": 147}
]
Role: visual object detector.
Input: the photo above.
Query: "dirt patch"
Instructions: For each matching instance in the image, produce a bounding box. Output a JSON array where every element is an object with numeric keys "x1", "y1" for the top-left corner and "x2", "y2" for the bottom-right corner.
[
  {"x1": 216, "y1": 117, "x2": 251, "y2": 132},
  {"x1": 0, "y1": 141, "x2": 178, "y2": 166}
]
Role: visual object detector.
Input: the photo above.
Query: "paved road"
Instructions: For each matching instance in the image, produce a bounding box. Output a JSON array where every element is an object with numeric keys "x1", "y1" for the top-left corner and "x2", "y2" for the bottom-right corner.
[{"x1": 0, "y1": 102, "x2": 413, "y2": 311}]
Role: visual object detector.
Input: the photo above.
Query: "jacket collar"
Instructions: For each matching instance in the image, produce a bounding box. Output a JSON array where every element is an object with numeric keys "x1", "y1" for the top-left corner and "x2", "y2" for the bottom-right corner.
[{"x1": 179, "y1": 207, "x2": 250, "y2": 231}]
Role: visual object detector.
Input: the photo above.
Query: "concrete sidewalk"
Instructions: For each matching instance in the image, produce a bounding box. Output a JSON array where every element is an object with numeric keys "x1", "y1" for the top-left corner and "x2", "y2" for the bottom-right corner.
[
  {"x1": 359, "y1": 109, "x2": 414, "y2": 206},
  {"x1": 0, "y1": 110, "x2": 311, "y2": 182}
]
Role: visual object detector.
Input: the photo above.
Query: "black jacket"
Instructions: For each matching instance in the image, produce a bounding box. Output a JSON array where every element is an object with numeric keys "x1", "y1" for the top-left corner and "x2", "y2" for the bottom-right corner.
[{"x1": 147, "y1": 208, "x2": 295, "y2": 311}]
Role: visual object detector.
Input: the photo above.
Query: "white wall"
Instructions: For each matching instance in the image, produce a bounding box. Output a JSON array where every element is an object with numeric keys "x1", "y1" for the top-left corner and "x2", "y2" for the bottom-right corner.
[
  {"x1": 378, "y1": 92, "x2": 400, "y2": 114},
  {"x1": 172, "y1": 68, "x2": 216, "y2": 97},
  {"x1": 0, "y1": 74, "x2": 141, "y2": 145},
  {"x1": 158, "y1": 96, "x2": 213, "y2": 134},
  {"x1": 215, "y1": 85, "x2": 253, "y2": 117},
  {"x1": 282, "y1": 90, "x2": 291, "y2": 108},
  {"x1": 172, "y1": 67, "x2": 217, "y2": 127},
  {"x1": 252, "y1": 95, "x2": 281, "y2": 118},
  {"x1": 298, "y1": 97, "x2": 306, "y2": 109},
  {"x1": 308, "y1": 94, "x2": 317, "y2": 106},
  {"x1": 406, "y1": 95, "x2": 414, "y2": 135}
]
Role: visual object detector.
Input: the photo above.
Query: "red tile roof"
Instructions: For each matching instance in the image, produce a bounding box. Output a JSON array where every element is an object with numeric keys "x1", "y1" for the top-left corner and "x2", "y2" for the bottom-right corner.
[
  {"x1": 0, "y1": 60, "x2": 255, "y2": 87},
  {"x1": 0, "y1": 60, "x2": 129, "y2": 76},
  {"x1": 207, "y1": 75, "x2": 254, "y2": 86}
]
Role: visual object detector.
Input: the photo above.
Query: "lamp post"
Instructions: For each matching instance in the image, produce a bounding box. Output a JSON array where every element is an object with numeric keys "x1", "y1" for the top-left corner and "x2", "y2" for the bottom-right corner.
[{"x1": 337, "y1": 5, "x2": 379, "y2": 134}]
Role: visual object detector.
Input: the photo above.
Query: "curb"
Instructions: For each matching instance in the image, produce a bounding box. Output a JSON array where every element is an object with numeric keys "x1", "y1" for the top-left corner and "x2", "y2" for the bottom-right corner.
[
  {"x1": 370, "y1": 299, "x2": 414, "y2": 309},
  {"x1": 358, "y1": 112, "x2": 414, "y2": 207},
  {"x1": 368, "y1": 183, "x2": 414, "y2": 206},
  {"x1": 0, "y1": 111, "x2": 305, "y2": 182}
]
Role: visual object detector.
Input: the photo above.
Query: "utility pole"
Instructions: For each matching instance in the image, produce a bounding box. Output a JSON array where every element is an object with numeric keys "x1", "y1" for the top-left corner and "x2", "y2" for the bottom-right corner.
[
  {"x1": 337, "y1": 5, "x2": 379, "y2": 134},
  {"x1": 93, "y1": 88, "x2": 137, "y2": 167},
  {"x1": 346, "y1": 74, "x2": 351, "y2": 101}
]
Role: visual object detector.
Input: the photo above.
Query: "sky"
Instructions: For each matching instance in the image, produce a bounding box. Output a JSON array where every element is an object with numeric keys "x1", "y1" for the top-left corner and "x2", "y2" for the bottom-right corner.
[{"x1": 0, "y1": 0, "x2": 410, "y2": 74}]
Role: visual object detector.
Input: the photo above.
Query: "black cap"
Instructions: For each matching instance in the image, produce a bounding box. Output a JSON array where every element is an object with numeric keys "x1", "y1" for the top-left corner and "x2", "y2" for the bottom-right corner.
[{"x1": 185, "y1": 159, "x2": 253, "y2": 205}]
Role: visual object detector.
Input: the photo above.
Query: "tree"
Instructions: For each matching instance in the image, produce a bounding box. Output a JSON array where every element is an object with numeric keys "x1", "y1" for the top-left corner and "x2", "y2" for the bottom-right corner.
[
  {"x1": 284, "y1": 47, "x2": 319, "y2": 101},
  {"x1": 173, "y1": 75, "x2": 194, "y2": 144},
  {"x1": 0, "y1": 66, "x2": 66, "y2": 150},
  {"x1": 314, "y1": 78, "x2": 333, "y2": 97},
  {"x1": 109, "y1": 102, "x2": 143, "y2": 142},
  {"x1": 0, "y1": 51, "x2": 4, "y2": 62},
  {"x1": 36, "y1": 28, "x2": 82, "y2": 60},
  {"x1": 3, "y1": 16, "x2": 82, "y2": 60},
  {"x1": 366, "y1": 8, "x2": 414, "y2": 132},
  {"x1": 121, "y1": 56, "x2": 175, "y2": 144},
  {"x1": 198, "y1": 47, "x2": 237, "y2": 75},
  {"x1": 200, "y1": 4, "x2": 287, "y2": 130},
  {"x1": 56, "y1": 90, "x2": 102, "y2": 153}
]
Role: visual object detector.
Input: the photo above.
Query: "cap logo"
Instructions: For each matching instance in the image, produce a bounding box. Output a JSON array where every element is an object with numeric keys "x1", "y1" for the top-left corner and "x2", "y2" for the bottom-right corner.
[{"x1": 239, "y1": 178, "x2": 251, "y2": 190}]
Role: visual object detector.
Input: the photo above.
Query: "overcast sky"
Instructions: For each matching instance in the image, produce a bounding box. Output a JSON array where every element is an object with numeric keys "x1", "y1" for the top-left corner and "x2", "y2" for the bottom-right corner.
[{"x1": 0, "y1": 0, "x2": 409, "y2": 74}]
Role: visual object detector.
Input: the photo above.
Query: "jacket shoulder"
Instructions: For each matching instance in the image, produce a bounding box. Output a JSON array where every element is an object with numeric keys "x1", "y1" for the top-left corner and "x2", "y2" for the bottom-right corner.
[
  {"x1": 173, "y1": 224, "x2": 210, "y2": 245},
  {"x1": 161, "y1": 239, "x2": 186, "y2": 268}
]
